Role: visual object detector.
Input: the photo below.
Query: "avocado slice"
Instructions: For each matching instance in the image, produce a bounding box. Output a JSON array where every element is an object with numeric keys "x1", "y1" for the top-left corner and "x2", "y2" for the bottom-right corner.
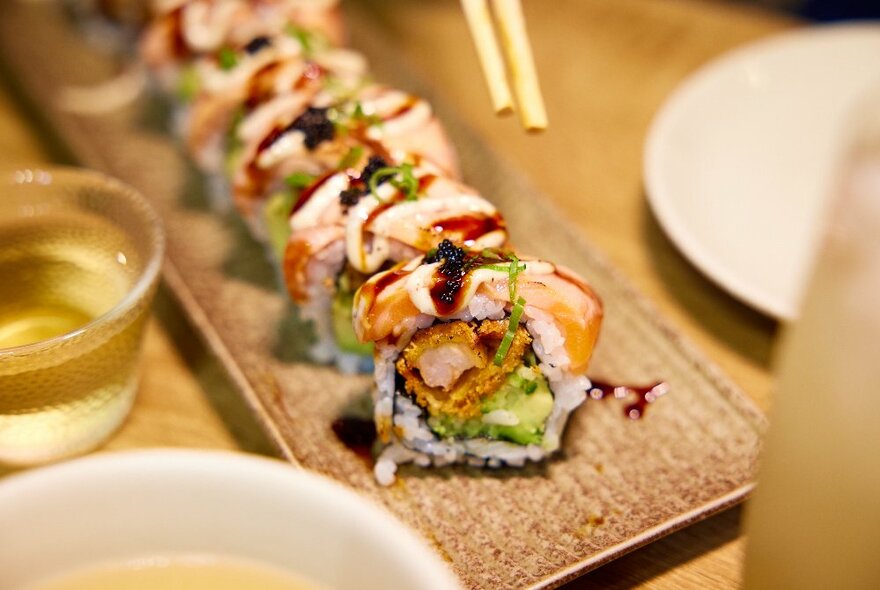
[
  {"x1": 175, "y1": 65, "x2": 200, "y2": 102},
  {"x1": 263, "y1": 191, "x2": 297, "y2": 260},
  {"x1": 427, "y1": 365, "x2": 554, "y2": 445},
  {"x1": 223, "y1": 144, "x2": 243, "y2": 180},
  {"x1": 332, "y1": 286, "x2": 373, "y2": 356}
]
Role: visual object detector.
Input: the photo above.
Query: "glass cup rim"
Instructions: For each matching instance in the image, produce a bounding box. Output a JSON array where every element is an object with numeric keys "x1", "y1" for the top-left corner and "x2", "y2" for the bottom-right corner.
[{"x1": 0, "y1": 166, "x2": 166, "y2": 357}]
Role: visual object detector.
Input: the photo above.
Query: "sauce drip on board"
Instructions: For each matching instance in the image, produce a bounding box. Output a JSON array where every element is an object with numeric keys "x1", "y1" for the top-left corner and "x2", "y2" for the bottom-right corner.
[
  {"x1": 588, "y1": 379, "x2": 669, "y2": 420},
  {"x1": 332, "y1": 416, "x2": 377, "y2": 464}
]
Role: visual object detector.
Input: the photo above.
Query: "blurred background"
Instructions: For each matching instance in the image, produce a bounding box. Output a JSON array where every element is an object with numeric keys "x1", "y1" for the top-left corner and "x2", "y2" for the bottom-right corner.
[{"x1": 752, "y1": 0, "x2": 880, "y2": 20}]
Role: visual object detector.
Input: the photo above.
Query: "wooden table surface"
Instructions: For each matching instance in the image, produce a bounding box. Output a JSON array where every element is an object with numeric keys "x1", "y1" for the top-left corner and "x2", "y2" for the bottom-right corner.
[{"x1": 0, "y1": 0, "x2": 801, "y2": 587}]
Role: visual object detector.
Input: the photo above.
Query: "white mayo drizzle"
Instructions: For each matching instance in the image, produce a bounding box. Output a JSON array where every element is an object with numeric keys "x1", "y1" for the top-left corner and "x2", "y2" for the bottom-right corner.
[
  {"x1": 256, "y1": 129, "x2": 307, "y2": 168},
  {"x1": 290, "y1": 172, "x2": 349, "y2": 231},
  {"x1": 405, "y1": 260, "x2": 555, "y2": 317}
]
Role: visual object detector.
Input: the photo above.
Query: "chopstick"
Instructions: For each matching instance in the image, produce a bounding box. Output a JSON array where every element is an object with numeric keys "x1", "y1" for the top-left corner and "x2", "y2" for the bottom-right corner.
[
  {"x1": 461, "y1": 0, "x2": 547, "y2": 131},
  {"x1": 461, "y1": 0, "x2": 514, "y2": 116}
]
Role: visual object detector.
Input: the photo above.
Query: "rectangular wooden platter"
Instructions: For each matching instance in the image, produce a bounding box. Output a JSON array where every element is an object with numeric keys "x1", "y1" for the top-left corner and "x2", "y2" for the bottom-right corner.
[{"x1": 0, "y1": 3, "x2": 766, "y2": 588}]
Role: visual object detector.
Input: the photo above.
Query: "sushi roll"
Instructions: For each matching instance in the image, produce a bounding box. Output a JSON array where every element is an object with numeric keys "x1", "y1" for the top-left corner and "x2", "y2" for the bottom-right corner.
[
  {"x1": 140, "y1": 0, "x2": 345, "y2": 93},
  {"x1": 230, "y1": 84, "x2": 459, "y2": 239},
  {"x1": 352, "y1": 241, "x2": 603, "y2": 485},
  {"x1": 182, "y1": 31, "x2": 368, "y2": 174},
  {"x1": 282, "y1": 160, "x2": 507, "y2": 371}
]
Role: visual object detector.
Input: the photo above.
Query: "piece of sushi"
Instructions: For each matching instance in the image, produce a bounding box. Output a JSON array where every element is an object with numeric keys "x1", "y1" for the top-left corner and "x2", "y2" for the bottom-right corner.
[
  {"x1": 282, "y1": 160, "x2": 507, "y2": 372},
  {"x1": 352, "y1": 240, "x2": 603, "y2": 485},
  {"x1": 230, "y1": 83, "x2": 460, "y2": 239},
  {"x1": 182, "y1": 31, "x2": 368, "y2": 175},
  {"x1": 140, "y1": 0, "x2": 345, "y2": 93}
]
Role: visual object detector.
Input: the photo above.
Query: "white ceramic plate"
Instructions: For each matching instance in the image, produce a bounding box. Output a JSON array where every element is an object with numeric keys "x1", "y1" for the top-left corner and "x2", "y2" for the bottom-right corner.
[
  {"x1": 645, "y1": 24, "x2": 880, "y2": 320},
  {"x1": 0, "y1": 450, "x2": 462, "y2": 590}
]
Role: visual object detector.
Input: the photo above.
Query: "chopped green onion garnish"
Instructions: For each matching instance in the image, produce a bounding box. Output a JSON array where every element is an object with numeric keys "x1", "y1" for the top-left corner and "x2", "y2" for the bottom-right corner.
[
  {"x1": 478, "y1": 257, "x2": 526, "y2": 300},
  {"x1": 479, "y1": 263, "x2": 513, "y2": 272},
  {"x1": 284, "y1": 172, "x2": 315, "y2": 189},
  {"x1": 175, "y1": 66, "x2": 200, "y2": 102},
  {"x1": 351, "y1": 102, "x2": 383, "y2": 127},
  {"x1": 368, "y1": 164, "x2": 419, "y2": 201},
  {"x1": 525, "y1": 380, "x2": 538, "y2": 395},
  {"x1": 507, "y1": 253, "x2": 522, "y2": 302},
  {"x1": 286, "y1": 25, "x2": 315, "y2": 55},
  {"x1": 480, "y1": 249, "x2": 502, "y2": 261},
  {"x1": 338, "y1": 146, "x2": 364, "y2": 170},
  {"x1": 493, "y1": 296, "x2": 526, "y2": 366},
  {"x1": 218, "y1": 47, "x2": 238, "y2": 70},
  {"x1": 325, "y1": 107, "x2": 350, "y2": 137}
]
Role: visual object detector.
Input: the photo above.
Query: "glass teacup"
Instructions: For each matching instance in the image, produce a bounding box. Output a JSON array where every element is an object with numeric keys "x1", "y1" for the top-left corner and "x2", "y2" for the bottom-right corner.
[{"x1": 0, "y1": 167, "x2": 164, "y2": 465}]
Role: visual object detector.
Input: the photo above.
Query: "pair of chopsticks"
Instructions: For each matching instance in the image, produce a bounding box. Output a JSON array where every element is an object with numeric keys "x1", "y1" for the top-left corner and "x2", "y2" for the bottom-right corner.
[{"x1": 461, "y1": 0, "x2": 547, "y2": 132}]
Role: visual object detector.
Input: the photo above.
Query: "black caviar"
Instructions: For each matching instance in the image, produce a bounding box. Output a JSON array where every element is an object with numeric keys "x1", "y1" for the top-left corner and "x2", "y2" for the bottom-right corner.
[
  {"x1": 243, "y1": 36, "x2": 272, "y2": 55},
  {"x1": 425, "y1": 239, "x2": 466, "y2": 270},
  {"x1": 425, "y1": 240, "x2": 469, "y2": 305},
  {"x1": 339, "y1": 188, "x2": 363, "y2": 208},
  {"x1": 360, "y1": 156, "x2": 389, "y2": 187},
  {"x1": 338, "y1": 156, "x2": 390, "y2": 209},
  {"x1": 288, "y1": 107, "x2": 335, "y2": 150}
]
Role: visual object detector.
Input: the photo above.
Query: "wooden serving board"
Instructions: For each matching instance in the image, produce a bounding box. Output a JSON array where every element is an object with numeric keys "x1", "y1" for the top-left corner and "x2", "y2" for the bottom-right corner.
[{"x1": 0, "y1": 3, "x2": 766, "y2": 588}]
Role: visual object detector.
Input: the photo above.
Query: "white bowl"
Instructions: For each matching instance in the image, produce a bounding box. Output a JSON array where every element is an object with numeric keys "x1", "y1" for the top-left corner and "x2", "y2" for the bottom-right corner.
[
  {"x1": 644, "y1": 24, "x2": 880, "y2": 319},
  {"x1": 0, "y1": 449, "x2": 462, "y2": 590}
]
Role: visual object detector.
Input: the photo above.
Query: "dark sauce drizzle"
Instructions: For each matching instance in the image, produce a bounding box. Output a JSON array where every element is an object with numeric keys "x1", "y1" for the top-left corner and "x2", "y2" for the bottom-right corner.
[
  {"x1": 588, "y1": 379, "x2": 670, "y2": 420},
  {"x1": 245, "y1": 61, "x2": 283, "y2": 110},
  {"x1": 332, "y1": 417, "x2": 376, "y2": 464},
  {"x1": 426, "y1": 240, "x2": 470, "y2": 315},
  {"x1": 432, "y1": 215, "x2": 505, "y2": 246},
  {"x1": 382, "y1": 96, "x2": 419, "y2": 121},
  {"x1": 168, "y1": 8, "x2": 189, "y2": 59},
  {"x1": 290, "y1": 171, "x2": 336, "y2": 215},
  {"x1": 357, "y1": 268, "x2": 410, "y2": 309}
]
